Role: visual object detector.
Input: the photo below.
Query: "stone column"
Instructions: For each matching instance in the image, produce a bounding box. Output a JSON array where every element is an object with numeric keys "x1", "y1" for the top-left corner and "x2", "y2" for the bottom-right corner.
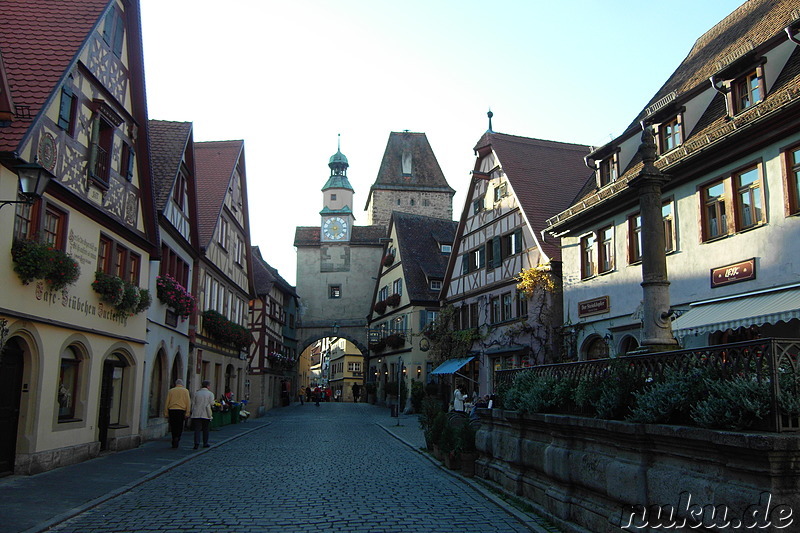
[{"x1": 628, "y1": 126, "x2": 678, "y2": 352}]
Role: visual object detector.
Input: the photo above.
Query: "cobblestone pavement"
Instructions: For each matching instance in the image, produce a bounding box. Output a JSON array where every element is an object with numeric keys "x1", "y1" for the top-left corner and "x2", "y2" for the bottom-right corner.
[{"x1": 43, "y1": 402, "x2": 540, "y2": 533}]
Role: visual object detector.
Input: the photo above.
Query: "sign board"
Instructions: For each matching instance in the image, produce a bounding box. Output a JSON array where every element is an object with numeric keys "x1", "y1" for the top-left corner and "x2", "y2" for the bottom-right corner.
[
  {"x1": 578, "y1": 296, "x2": 610, "y2": 317},
  {"x1": 711, "y1": 258, "x2": 756, "y2": 288}
]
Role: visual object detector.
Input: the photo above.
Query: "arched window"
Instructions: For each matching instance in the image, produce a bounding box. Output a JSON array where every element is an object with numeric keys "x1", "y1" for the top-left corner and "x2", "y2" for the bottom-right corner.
[
  {"x1": 584, "y1": 336, "x2": 609, "y2": 360},
  {"x1": 148, "y1": 354, "x2": 164, "y2": 418},
  {"x1": 620, "y1": 336, "x2": 640, "y2": 355},
  {"x1": 58, "y1": 346, "x2": 82, "y2": 421}
]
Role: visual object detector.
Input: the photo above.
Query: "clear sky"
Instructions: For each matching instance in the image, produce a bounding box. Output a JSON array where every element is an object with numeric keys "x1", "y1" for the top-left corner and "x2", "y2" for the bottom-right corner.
[{"x1": 140, "y1": 0, "x2": 744, "y2": 286}]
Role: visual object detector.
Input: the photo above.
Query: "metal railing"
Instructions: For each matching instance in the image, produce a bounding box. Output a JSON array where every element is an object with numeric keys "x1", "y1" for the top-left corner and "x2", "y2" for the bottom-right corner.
[{"x1": 496, "y1": 338, "x2": 800, "y2": 432}]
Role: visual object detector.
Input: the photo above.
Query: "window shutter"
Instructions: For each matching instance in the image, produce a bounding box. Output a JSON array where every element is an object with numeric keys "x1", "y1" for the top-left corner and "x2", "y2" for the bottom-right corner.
[
  {"x1": 479, "y1": 247, "x2": 486, "y2": 268},
  {"x1": 461, "y1": 254, "x2": 469, "y2": 274},
  {"x1": 493, "y1": 237, "x2": 501, "y2": 267},
  {"x1": 514, "y1": 229, "x2": 523, "y2": 253}
]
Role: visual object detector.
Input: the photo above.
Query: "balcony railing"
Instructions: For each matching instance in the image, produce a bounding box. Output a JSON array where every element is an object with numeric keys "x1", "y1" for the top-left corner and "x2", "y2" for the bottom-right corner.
[{"x1": 496, "y1": 338, "x2": 800, "y2": 433}]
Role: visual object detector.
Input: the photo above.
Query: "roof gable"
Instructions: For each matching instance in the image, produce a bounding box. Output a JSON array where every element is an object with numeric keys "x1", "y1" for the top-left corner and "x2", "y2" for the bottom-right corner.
[
  {"x1": 194, "y1": 140, "x2": 243, "y2": 247},
  {"x1": 148, "y1": 120, "x2": 192, "y2": 211}
]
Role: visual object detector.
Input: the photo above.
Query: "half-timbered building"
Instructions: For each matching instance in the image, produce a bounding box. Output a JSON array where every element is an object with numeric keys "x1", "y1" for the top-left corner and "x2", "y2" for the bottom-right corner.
[
  {"x1": 0, "y1": 0, "x2": 158, "y2": 473},
  {"x1": 249, "y1": 245, "x2": 298, "y2": 413},
  {"x1": 440, "y1": 125, "x2": 590, "y2": 395},
  {"x1": 141, "y1": 120, "x2": 200, "y2": 440},
  {"x1": 193, "y1": 140, "x2": 253, "y2": 403}
]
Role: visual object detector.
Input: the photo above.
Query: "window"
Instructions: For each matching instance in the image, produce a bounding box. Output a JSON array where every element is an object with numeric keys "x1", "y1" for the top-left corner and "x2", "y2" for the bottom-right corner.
[
  {"x1": 463, "y1": 247, "x2": 485, "y2": 273},
  {"x1": 598, "y1": 226, "x2": 614, "y2": 273},
  {"x1": 458, "y1": 306, "x2": 469, "y2": 330},
  {"x1": 148, "y1": 360, "x2": 163, "y2": 418},
  {"x1": 13, "y1": 201, "x2": 37, "y2": 241},
  {"x1": 173, "y1": 171, "x2": 187, "y2": 210},
  {"x1": 470, "y1": 302, "x2": 478, "y2": 328},
  {"x1": 330, "y1": 194, "x2": 337, "y2": 201},
  {"x1": 430, "y1": 280, "x2": 442, "y2": 291},
  {"x1": 410, "y1": 199, "x2": 416, "y2": 206},
  {"x1": 659, "y1": 116, "x2": 682, "y2": 153},
  {"x1": 440, "y1": 244, "x2": 452, "y2": 253},
  {"x1": 516, "y1": 290, "x2": 528, "y2": 318},
  {"x1": 234, "y1": 237, "x2": 244, "y2": 265},
  {"x1": 329, "y1": 285, "x2": 341, "y2": 299},
  {"x1": 501, "y1": 229, "x2": 523, "y2": 257},
  {"x1": 580, "y1": 233, "x2": 597, "y2": 279},
  {"x1": 486, "y1": 237, "x2": 500, "y2": 269},
  {"x1": 733, "y1": 70, "x2": 762, "y2": 114},
  {"x1": 473, "y1": 196, "x2": 484, "y2": 215},
  {"x1": 57, "y1": 86, "x2": 77, "y2": 134},
  {"x1": 501, "y1": 292, "x2": 513, "y2": 322},
  {"x1": 91, "y1": 116, "x2": 114, "y2": 186},
  {"x1": 160, "y1": 245, "x2": 190, "y2": 287},
  {"x1": 378, "y1": 286, "x2": 388, "y2": 301},
  {"x1": 702, "y1": 180, "x2": 728, "y2": 240},
  {"x1": 785, "y1": 144, "x2": 800, "y2": 215},
  {"x1": 392, "y1": 278, "x2": 402, "y2": 296},
  {"x1": 493, "y1": 183, "x2": 507, "y2": 202},
  {"x1": 735, "y1": 166, "x2": 762, "y2": 229},
  {"x1": 218, "y1": 218, "x2": 228, "y2": 249},
  {"x1": 628, "y1": 214, "x2": 642, "y2": 263},
  {"x1": 490, "y1": 296, "x2": 501, "y2": 324},
  {"x1": 348, "y1": 362, "x2": 362, "y2": 373},
  {"x1": 58, "y1": 347, "x2": 81, "y2": 421},
  {"x1": 120, "y1": 143, "x2": 134, "y2": 181},
  {"x1": 598, "y1": 154, "x2": 618, "y2": 186},
  {"x1": 98, "y1": 235, "x2": 140, "y2": 283},
  {"x1": 662, "y1": 201, "x2": 676, "y2": 253},
  {"x1": 102, "y1": 7, "x2": 125, "y2": 57},
  {"x1": 42, "y1": 204, "x2": 67, "y2": 249}
]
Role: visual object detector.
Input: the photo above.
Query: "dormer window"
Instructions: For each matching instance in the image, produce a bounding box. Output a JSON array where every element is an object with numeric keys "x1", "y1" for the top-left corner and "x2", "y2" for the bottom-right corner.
[
  {"x1": 658, "y1": 116, "x2": 682, "y2": 153},
  {"x1": 733, "y1": 70, "x2": 763, "y2": 114},
  {"x1": 440, "y1": 243, "x2": 452, "y2": 254},
  {"x1": 598, "y1": 154, "x2": 618, "y2": 187},
  {"x1": 401, "y1": 151, "x2": 412, "y2": 177}
]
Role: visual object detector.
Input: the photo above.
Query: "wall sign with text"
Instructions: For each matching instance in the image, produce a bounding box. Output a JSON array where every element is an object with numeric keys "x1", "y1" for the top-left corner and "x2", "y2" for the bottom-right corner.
[
  {"x1": 578, "y1": 296, "x2": 610, "y2": 317},
  {"x1": 711, "y1": 258, "x2": 756, "y2": 288}
]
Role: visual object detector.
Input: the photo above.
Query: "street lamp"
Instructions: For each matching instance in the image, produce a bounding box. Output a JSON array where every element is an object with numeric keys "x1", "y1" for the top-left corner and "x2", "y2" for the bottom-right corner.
[{"x1": 0, "y1": 160, "x2": 52, "y2": 210}]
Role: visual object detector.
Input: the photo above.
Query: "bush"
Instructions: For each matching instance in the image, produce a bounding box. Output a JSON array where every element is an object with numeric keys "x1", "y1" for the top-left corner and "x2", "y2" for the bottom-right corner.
[
  {"x1": 410, "y1": 379, "x2": 425, "y2": 413},
  {"x1": 419, "y1": 395, "x2": 444, "y2": 447},
  {"x1": 691, "y1": 376, "x2": 772, "y2": 430},
  {"x1": 430, "y1": 411, "x2": 447, "y2": 449},
  {"x1": 627, "y1": 367, "x2": 709, "y2": 424},
  {"x1": 439, "y1": 419, "x2": 456, "y2": 454},
  {"x1": 456, "y1": 421, "x2": 476, "y2": 453}
]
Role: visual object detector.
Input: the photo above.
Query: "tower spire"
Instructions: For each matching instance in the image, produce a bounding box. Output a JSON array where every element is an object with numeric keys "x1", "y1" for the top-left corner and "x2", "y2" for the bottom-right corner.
[{"x1": 487, "y1": 109, "x2": 494, "y2": 133}]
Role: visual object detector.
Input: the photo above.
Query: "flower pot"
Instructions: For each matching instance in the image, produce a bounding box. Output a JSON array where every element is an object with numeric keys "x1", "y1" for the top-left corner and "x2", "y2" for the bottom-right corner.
[{"x1": 460, "y1": 451, "x2": 477, "y2": 477}]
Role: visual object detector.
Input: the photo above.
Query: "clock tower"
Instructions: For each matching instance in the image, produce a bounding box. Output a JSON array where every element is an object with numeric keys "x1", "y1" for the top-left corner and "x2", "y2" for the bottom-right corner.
[{"x1": 320, "y1": 136, "x2": 354, "y2": 242}]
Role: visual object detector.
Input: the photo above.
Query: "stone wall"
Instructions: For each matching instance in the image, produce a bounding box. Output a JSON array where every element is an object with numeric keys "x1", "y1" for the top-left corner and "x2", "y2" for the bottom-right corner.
[{"x1": 476, "y1": 409, "x2": 800, "y2": 532}]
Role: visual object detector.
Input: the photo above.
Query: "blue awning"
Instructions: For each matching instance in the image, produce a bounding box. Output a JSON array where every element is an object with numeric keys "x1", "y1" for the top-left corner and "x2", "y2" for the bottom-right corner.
[{"x1": 430, "y1": 356, "x2": 475, "y2": 375}]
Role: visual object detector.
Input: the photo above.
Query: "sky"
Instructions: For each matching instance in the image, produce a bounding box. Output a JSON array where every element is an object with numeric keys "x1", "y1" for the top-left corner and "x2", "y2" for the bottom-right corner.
[{"x1": 140, "y1": 0, "x2": 745, "y2": 286}]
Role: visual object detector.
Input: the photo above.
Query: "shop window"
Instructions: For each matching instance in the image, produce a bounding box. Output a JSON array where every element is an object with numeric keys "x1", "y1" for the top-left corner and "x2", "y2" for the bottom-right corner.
[{"x1": 58, "y1": 347, "x2": 82, "y2": 421}]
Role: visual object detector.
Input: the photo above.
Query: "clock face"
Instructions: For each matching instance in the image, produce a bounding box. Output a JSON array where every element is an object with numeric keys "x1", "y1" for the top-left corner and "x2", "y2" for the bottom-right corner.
[{"x1": 323, "y1": 216, "x2": 348, "y2": 240}]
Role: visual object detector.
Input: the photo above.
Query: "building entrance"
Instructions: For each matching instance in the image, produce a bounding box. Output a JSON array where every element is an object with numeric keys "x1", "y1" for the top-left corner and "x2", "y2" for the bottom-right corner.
[{"x1": 0, "y1": 339, "x2": 24, "y2": 475}]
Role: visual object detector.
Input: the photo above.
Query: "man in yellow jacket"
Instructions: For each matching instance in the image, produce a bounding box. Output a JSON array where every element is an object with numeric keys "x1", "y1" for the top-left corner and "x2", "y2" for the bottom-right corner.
[{"x1": 163, "y1": 379, "x2": 191, "y2": 448}]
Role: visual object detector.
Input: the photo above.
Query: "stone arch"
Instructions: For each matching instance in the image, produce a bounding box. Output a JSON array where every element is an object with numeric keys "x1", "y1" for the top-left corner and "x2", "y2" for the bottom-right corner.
[
  {"x1": 298, "y1": 332, "x2": 368, "y2": 357},
  {"x1": 581, "y1": 334, "x2": 609, "y2": 360}
]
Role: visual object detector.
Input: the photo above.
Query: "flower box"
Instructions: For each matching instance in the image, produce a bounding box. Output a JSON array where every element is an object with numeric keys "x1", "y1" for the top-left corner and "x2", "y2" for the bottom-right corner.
[
  {"x1": 386, "y1": 293, "x2": 401, "y2": 307},
  {"x1": 11, "y1": 239, "x2": 80, "y2": 290},
  {"x1": 156, "y1": 275, "x2": 195, "y2": 318}
]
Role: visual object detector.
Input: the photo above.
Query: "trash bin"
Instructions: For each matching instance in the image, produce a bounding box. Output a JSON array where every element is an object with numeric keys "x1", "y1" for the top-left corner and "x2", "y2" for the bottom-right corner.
[{"x1": 390, "y1": 405, "x2": 398, "y2": 417}]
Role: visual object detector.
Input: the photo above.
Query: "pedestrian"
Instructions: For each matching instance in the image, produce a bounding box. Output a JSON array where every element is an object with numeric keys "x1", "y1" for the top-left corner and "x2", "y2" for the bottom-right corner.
[
  {"x1": 352, "y1": 383, "x2": 361, "y2": 403},
  {"x1": 453, "y1": 383, "x2": 467, "y2": 412},
  {"x1": 163, "y1": 379, "x2": 191, "y2": 448},
  {"x1": 191, "y1": 380, "x2": 214, "y2": 450},
  {"x1": 298, "y1": 388, "x2": 304, "y2": 405},
  {"x1": 305, "y1": 386, "x2": 312, "y2": 403}
]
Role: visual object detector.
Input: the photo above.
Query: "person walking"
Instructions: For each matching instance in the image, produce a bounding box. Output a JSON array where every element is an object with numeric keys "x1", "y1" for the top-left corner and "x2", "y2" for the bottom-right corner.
[
  {"x1": 352, "y1": 383, "x2": 361, "y2": 403},
  {"x1": 163, "y1": 379, "x2": 191, "y2": 448},
  {"x1": 191, "y1": 380, "x2": 214, "y2": 450}
]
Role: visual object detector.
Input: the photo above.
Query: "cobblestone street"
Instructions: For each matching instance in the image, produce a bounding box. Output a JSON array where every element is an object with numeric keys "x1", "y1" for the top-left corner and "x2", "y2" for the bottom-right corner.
[{"x1": 41, "y1": 403, "x2": 538, "y2": 533}]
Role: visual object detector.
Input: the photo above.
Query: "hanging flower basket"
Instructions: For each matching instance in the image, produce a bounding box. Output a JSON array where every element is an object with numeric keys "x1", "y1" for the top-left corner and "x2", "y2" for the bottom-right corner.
[
  {"x1": 374, "y1": 300, "x2": 387, "y2": 315},
  {"x1": 386, "y1": 293, "x2": 401, "y2": 307},
  {"x1": 156, "y1": 275, "x2": 196, "y2": 318},
  {"x1": 201, "y1": 309, "x2": 251, "y2": 351},
  {"x1": 91, "y1": 271, "x2": 151, "y2": 315},
  {"x1": 11, "y1": 239, "x2": 80, "y2": 290},
  {"x1": 383, "y1": 253, "x2": 395, "y2": 267},
  {"x1": 385, "y1": 333, "x2": 405, "y2": 349},
  {"x1": 369, "y1": 338, "x2": 386, "y2": 352}
]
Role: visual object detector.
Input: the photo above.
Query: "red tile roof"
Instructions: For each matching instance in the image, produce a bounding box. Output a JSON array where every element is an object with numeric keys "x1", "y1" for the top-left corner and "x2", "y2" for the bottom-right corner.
[
  {"x1": 0, "y1": 0, "x2": 109, "y2": 152},
  {"x1": 473, "y1": 132, "x2": 592, "y2": 260},
  {"x1": 194, "y1": 140, "x2": 243, "y2": 247}
]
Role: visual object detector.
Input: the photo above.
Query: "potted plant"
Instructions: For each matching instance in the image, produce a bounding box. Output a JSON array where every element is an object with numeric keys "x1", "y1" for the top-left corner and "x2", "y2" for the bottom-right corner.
[
  {"x1": 385, "y1": 332, "x2": 405, "y2": 349},
  {"x1": 457, "y1": 422, "x2": 478, "y2": 477},
  {"x1": 382, "y1": 253, "x2": 395, "y2": 267},
  {"x1": 11, "y1": 239, "x2": 80, "y2": 290},
  {"x1": 92, "y1": 271, "x2": 125, "y2": 306},
  {"x1": 439, "y1": 420, "x2": 459, "y2": 469},
  {"x1": 369, "y1": 338, "x2": 386, "y2": 352},
  {"x1": 201, "y1": 309, "x2": 251, "y2": 350},
  {"x1": 374, "y1": 300, "x2": 387, "y2": 315},
  {"x1": 418, "y1": 395, "x2": 442, "y2": 450},
  {"x1": 156, "y1": 274, "x2": 196, "y2": 318},
  {"x1": 386, "y1": 293, "x2": 401, "y2": 307},
  {"x1": 430, "y1": 411, "x2": 447, "y2": 460}
]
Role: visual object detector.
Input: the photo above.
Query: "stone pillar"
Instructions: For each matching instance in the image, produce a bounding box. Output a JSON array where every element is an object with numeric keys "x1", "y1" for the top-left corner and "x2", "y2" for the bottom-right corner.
[{"x1": 628, "y1": 126, "x2": 678, "y2": 352}]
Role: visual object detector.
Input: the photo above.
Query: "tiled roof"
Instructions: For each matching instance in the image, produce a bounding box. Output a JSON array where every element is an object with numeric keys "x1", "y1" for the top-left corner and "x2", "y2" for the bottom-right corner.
[
  {"x1": 148, "y1": 120, "x2": 192, "y2": 211},
  {"x1": 194, "y1": 140, "x2": 243, "y2": 248},
  {"x1": 252, "y1": 246, "x2": 296, "y2": 297},
  {"x1": 365, "y1": 131, "x2": 454, "y2": 208},
  {"x1": 473, "y1": 132, "x2": 592, "y2": 260},
  {"x1": 392, "y1": 212, "x2": 457, "y2": 302},
  {"x1": 625, "y1": 0, "x2": 799, "y2": 138},
  {"x1": 0, "y1": 0, "x2": 109, "y2": 152},
  {"x1": 546, "y1": 1, "x2": 800, "y2": 231},
  {"x1": 294, "y1": 224, "x2": 387, "y2": 247}
]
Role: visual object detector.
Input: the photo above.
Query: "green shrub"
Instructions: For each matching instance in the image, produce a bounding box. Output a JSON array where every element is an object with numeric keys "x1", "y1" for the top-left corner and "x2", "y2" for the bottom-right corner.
[
  {"x1": 456, "y1": 421, "x2": 476, "y2": 453},
  {"x1": 691, "y1": 376, "x2": 771, "y2": 430},
  {"x1": 410, "y1": 379, "x2": 425, "y2": 413},
  {"x1": 439, "y1": 420, "x2": 456, "y2": 454},
  {"x1": 430, "y1": 411, "x2": 447, "y2": 449},
  {"x1": 628, "y1": 367, "x2": 709, "y2": 424}
]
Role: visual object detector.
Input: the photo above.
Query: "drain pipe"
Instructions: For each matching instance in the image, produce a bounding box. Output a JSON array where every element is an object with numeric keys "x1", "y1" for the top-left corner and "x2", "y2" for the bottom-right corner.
[{"x1": 709, "y1": 74, "x2": 731, "y2": 116}]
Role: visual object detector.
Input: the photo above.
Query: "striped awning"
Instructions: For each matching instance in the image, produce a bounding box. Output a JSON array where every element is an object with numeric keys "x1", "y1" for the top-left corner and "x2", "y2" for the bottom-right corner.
[
  {"x1": 430, "y1": 356, "x2": 475, "y2": 375},
  {"x1": 672, "y1": 287, "x2": 800, "y2": 335}
]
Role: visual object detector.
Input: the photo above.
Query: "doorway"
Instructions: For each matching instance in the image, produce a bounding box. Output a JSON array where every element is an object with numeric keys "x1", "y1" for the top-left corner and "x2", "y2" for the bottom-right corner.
[
  {"x1": 0, "y1": 339, "x2": 24, "y2": 475},
  {"x1": 98, "y1": 354, "x2": 126, "y2": 451}
]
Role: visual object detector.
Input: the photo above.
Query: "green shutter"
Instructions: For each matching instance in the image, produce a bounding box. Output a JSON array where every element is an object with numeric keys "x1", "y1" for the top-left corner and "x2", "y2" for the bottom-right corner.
[
  {"x1": 514, "y1": 229, "x2": 523, "y2": 253},
  {"x1": 493, "y1": 237, "x2": 501, "y2": 267}
]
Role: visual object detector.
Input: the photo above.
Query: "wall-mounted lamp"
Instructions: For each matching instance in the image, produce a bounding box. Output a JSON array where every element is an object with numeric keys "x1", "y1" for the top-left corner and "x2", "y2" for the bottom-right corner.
[
  {"x1": 417, "y1": 365, "x2": 422, "y2": 378},
  {"x1": 1, "y1": 160, "x2": 52, "y2": 211}
]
